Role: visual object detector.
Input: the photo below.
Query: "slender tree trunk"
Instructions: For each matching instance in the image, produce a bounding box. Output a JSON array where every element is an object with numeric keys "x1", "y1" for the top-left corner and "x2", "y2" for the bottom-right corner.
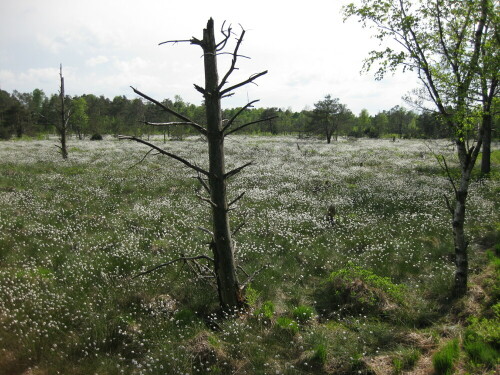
[
  {"x1": 59, "y1": 65, "x2": 68, "y2": 160},
  {"x1": 202, "y1": 19, "x2": 244, "y2": 313},
  {"x1": 480, "y1": 113, "x2": 492, "y2": 175},
  {"x1": 451, "y1": 138, "x2": 481, "y2": 297}
]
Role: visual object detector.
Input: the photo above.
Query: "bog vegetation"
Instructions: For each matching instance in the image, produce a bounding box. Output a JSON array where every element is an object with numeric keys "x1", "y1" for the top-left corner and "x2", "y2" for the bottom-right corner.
[{"x1": 0, "y1": 136, "x2": 498, "y2": 374}]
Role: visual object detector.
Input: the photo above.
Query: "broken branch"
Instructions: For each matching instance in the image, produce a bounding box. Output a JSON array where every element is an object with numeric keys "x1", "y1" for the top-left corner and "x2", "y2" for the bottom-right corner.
[
  {"x1": 118, "y1": 135, "x2": 209, "y2": 176},
  {"x1": 218, "y1": 28, "x2": 246, "y2": 91},
  {"x1": 241, "y1": 265, "x2": 270, "y2": 289},
  {"x1": 132, "y1": 255, "x2": 215, "y2": 279},
  {"x1": 222, "y1": 100, "x2": 259, "y2": 133},
  {"x1": 220, "y1": 70, "x2": 268, "y2": 97},
  {"x1": 129, "y1": 148, "x2": 155, "y2": 169},
  {"x1": 196, "y1": 174, "x2": 211, "y2": 194},
  {"x1": 131, "y1": 86, "x2": 207, "y2": 135},
  {"x1": 443, "y1": 194, "x2": 454, "y2": 216},
  {"x1": 196, "y1": 193, "x2": 218, "y2": 208},
  {"x1": 232, "y1": 221, "x2": 246, "y2": 237},
  {"x1": 228, "y1": 192, "x2": 245, "y2": 207},
  {"x1": 143, "y1": 121, "x2": 197, "y2": 127},
  {"x1": 159, "y1": 38, "x2": 202, "y2": 46},
  {"x1": 224, "y1": 161, "x2": 253, "y2": 179}
]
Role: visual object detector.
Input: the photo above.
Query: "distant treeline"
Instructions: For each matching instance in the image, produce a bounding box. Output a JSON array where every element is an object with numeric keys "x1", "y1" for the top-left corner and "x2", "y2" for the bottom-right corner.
[{"x1": 1, "y1": 88, "x2": 490, "y2": 140}]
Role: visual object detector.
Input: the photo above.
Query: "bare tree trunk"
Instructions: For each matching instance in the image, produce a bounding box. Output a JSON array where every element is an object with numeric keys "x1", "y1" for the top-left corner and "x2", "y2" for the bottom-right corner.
[
  {"x1": 122, "y1": 18, "x2": 273, "y2": 314},
  {"x1": 59, "y1": 64, "x2": 68, "y2": 160},
  {"x1": 202, "y1": 19, "x2": 244, "y2": 312}
]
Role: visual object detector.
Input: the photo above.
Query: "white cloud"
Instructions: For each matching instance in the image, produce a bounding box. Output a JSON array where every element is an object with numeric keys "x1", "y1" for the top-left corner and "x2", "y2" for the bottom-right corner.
[
  {"x1": 85, "y1": 55, "x2": 109, "y2": 67},
  {"x1": 0, "y1": 0, "x2": 421, "y2": 113}
]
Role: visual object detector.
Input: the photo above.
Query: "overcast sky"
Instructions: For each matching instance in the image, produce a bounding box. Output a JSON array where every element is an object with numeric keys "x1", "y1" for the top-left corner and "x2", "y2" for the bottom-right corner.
[{"x1": 0, "y1": 0, "x2": 420, "y2": 114}]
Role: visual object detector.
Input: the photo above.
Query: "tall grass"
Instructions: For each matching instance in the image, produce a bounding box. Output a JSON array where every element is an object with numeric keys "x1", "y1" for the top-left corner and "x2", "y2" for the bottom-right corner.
[{"x1": 0, "y1": 136, "x2": 498, "y2": 374}]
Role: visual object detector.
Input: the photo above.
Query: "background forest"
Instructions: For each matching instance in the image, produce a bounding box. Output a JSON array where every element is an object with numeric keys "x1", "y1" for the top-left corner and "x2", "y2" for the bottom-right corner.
[{"x1": 0, "y1": 88, "x2": 466, "y2": 141}]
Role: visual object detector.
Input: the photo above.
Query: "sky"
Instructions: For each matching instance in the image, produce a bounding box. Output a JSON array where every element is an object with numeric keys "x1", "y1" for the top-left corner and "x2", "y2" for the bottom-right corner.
[{"x1": 0, "y1": 0, "x2": 421, "y2": 115}]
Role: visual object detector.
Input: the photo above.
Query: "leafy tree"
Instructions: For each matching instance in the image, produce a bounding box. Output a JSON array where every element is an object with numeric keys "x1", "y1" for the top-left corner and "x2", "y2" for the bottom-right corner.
[
  {"x1": 310, "y1": 95, "x2": 347, "y2": 143},
  {"x1": 71, "y1": 96, "x2": 89, "y2": 139},
  {"x1": 260, "y1": 107, "x2": 279, "y2": 134},
  {"x1": 477, "y1": 4, "x2": 500, "y2": 174},
  {"x1": 0, "y1": 90, "x2": 16, "y2": 139},
  {"x1": 344, "y1": 0, "x2": 493, "y2": 297}
]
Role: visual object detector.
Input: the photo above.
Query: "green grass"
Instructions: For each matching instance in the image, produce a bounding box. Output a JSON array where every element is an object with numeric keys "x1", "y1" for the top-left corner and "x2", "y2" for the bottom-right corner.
[
  {"x1": 432, "y1": 339, "x2": 460, "y2": 375},
  {"x1": 0, "y1": 136, "x2": 498, "y2": 374}
]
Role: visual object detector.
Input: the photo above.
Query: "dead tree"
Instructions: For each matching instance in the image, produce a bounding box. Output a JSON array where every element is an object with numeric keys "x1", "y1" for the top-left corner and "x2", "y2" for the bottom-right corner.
[
  {"x1": 121, "y1": 19, "x2": 275, "y2": 313},
  {"x1": 56, "y1": 64, "x2": 70, "y2": 159}
]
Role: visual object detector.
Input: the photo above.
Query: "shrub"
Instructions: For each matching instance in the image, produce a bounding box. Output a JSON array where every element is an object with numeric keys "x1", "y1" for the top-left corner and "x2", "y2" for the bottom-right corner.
[
  {"x1": 254, "y1": 300, "x2": 275, "y2": 320},
  {"x1": 463, "y1": 329, "x2": 498, "y2": 368},
  {"x1": 292, "y1": 305, "x2": 315, "y2": 324},
  {"x1": 275, "y1": 317, "x2": 299, "y2": 335},
  {"x1": 90, "y1": 133, "x2": 103, "y2": 141},
  {"x1": 315, "y1": 262, "x2": 406, "y2": 318},
  {"x1": 432, "y1": 339, "x2": 459, "y2": 375},
  {"x1": 245, "y1": 285, "x2": 260, "y2": 307}
]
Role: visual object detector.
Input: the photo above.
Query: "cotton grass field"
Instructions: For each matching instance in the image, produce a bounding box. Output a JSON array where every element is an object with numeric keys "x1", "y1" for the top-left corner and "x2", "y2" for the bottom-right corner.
[{"x1": 0, "y1": 136, "x2": 498, "y2": 374}]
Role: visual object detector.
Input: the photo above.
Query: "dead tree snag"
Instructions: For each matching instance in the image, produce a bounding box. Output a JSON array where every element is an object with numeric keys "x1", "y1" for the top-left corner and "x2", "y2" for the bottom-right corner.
[
  {"x1": 121, "y1": 18, "x2": 275, "y2": 314},
  {"x1": 56, "y1": 64, "x2": 70, "y2": 159}
]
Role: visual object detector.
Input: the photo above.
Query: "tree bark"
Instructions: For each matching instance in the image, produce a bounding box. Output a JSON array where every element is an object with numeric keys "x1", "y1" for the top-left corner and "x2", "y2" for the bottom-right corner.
[
  {"x1": 202, "y1": 19, "x2": 244, "y2": 313},
  {"x1": 480, "y1": 111, "x2": 492, "y2": 175},
  {"x1": 452, "y1": 156, "x2": 470, "y2": 297},
  {"x1": 59, "y1": 65, "x2": 68, "y2": 160},
  {"x1": 451, "y1": 138, "x2": 481, "y2": 297}
]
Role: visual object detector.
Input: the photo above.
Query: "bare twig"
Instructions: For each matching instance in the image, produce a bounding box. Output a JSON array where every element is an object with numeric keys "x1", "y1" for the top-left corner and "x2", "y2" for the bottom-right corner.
[
  {"x1": 237, "y1": 265, "x2": 249, "y2": 277},
  {"x1": 228, "y1": 192, "x2": 245, "y2": 208},
  {"x1": 221, "y1": 100, "x2": 259, "y2": 133},
  {"x1": 425, "y1": 142, "x2": 458, "y2": 196},
  {"x1": 193, "y1": 84, "x2": 206, "y2": 95},
  {"x1": 132, "y1": 255, "x2": 214, "y2": 279},
  {"x1": 225, "y1": 161, "x2": 253, "y2": 179},
  {"x1": 441, "y1": 156, "x2": 458, "y2": 197},
  {"x1": 216, "y1": 21, "x2": 232, "y2": 51},
  {"x1": 232, "y1": 221, "x2": 246, "y2": 237},
  {"x1": 196, "y1": 174, "x2": 211, "y2": 194},
  {"x1": 143, "y1": 121, "x2": 197, "y2": 127},
  {"x1": 196, "y1": 193, "x2": 218, "y2": 208},
  {"x1": 218, "y1": 26, "x2": 246, "y2": 91},
  {"x1": 118, "y1": 135, "x2": 209, "y2": 176},
  {"x1": 131, "y1": 86, "x2": 207, "y2": 135},
  {"x1": 129, "y1": 148, "x2": 155, "y2": 169},
  {"x1": 197, "y1": 226, "x2": 214, "y2": 237},
  {"x1": 241, "y1": 265, "x2": 269, "y2": 289},
  {"x1": 159, "y1": 38, "x2": 202, "y2": 46},
  {"x1": 443, "y1": 194, "x2": 454, "y2": 216},
  {"x1": 220, "y1": 70, "x2": 268, "y2": 97}
]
